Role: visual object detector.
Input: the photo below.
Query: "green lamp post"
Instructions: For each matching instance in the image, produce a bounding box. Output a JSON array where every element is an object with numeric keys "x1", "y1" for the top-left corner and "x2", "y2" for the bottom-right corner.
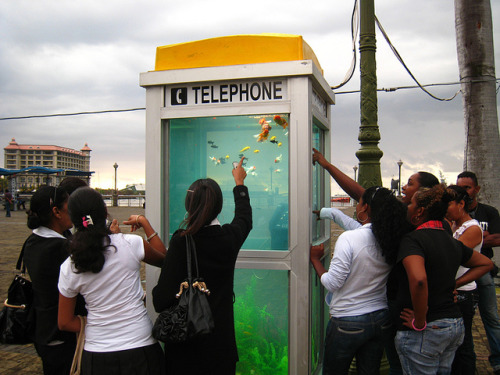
[{"x1": 356, "y1": 0, "x2": 383, "y2": 188}]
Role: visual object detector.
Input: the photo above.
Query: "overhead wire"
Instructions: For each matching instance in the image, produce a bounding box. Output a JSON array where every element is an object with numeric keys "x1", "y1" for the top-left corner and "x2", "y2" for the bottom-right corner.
[
  {"x1": 374, "y1": 15, "x2": 460, "y2": 102},
  {"x1": 0, "y1": 107, "x2": 145, "y2": 121},
  {"x1": 330, "y1": 0, "x2": 359, "y2": 90}
]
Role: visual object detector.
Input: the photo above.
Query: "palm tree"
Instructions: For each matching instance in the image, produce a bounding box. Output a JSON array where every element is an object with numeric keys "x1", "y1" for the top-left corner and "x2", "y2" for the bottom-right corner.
[{"x1": 454, "y1": 0, "x2": 500, "y2": 209}]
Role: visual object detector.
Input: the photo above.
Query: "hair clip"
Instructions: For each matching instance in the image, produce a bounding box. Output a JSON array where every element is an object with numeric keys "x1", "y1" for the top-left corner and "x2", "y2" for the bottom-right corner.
[{"x1": 82, "y1": 215, "x2": 94, "y2": 228}]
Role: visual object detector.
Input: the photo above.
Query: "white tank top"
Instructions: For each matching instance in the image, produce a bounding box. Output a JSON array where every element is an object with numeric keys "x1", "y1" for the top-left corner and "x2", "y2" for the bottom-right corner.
[{"x1": 453, "y1": 219, "x2": 483, "y2": 291}]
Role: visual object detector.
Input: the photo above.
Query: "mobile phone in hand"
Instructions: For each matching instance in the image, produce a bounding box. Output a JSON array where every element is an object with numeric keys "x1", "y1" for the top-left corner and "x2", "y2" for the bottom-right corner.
[{"x1": 232, "y1": 162, "x2": 239, "y2": 169}]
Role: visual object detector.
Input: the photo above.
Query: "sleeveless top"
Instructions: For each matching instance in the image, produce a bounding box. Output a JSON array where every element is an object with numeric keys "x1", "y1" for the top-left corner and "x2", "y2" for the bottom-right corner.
[{"x1": 453, "y1": 219, "x2": 483, "y2": 291}]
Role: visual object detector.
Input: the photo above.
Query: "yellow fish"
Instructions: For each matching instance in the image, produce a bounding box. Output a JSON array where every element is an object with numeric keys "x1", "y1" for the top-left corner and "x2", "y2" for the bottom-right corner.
[
  {"x1": 225, "y1": 155, "x2": 230, "y2": 159},
  {"x1": 278, "y1": 142, "x2": 282, "y2": 147},
  {"x1": 240, "y1": 146, "x2": 250, "y2": 152},
  {"x1": 254, "y1": 150, "x2": 260, "y2": 153},
  {"x1": 270, "y1": 136, "x2": 277, "y2": 141}
]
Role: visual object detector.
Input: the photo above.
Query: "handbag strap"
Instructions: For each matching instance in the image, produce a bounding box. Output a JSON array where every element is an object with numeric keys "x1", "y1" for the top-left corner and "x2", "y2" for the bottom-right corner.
[
  {"x1": 70, "y1": 315, "x2": 87, "y2": 375},
  {"x1": 185, "y1": 235, "x2": 200, "y2": 281},
  {"x1": 16, "y1": 238, "x2": 29, "y2": 274}
]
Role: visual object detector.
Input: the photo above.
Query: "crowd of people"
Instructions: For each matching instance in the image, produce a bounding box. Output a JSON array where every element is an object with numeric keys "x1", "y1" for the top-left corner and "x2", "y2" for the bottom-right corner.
[
  {"x1": 312, "y1": 148, "x2": 500, "y2": 375},
  {"x1": 9, "y1": 147, "x2": 500, "y2": 375}
]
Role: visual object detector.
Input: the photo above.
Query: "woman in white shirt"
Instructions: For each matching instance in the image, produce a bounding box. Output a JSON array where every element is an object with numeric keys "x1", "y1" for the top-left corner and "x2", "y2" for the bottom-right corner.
[
  {"x1": 446, "y1": 185, "x2": 483, "y2": 375},
  {"x1": 310, "y1": 186, "x2": 409, "y2": 375},
  {"x1": 57, "y1": 187, "x2": 167, "y2": 375}
]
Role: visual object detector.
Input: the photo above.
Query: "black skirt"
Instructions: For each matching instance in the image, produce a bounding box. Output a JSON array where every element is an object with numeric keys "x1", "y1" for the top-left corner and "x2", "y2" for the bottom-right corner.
[{"x1": 82, "y1": 343, "x2": 165, "y2": 375}]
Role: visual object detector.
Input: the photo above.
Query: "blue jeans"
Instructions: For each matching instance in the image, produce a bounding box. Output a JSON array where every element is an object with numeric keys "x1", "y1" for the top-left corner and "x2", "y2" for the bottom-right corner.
[
  {"x1": 395, "y1": 318, "x2": 464, "y2": 375},
  {"x1": 476, "y1": 272, "x2": 500, "y2": 371},
  {"x1": 323, "y1": 308, "x2": 391, "y2": 375}
]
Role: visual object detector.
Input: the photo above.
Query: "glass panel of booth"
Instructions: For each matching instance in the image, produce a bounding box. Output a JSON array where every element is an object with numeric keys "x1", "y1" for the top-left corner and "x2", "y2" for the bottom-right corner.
[
  {"x1": 234, "y1": 268, "x2": 288, "y2": 374},
  {"x1": 310, "y1": 119, "x2": 328, "y2": 373},
  {"x1": 167, "y1": 114, "x2": 289, "y2": 250}
]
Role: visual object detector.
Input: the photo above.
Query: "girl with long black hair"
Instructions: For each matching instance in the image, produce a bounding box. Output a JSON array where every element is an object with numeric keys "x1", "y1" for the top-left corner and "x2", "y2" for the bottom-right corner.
[
  {"x1": 57, "y1": 187, "x2": 167, "y2": 375},
  {"x1": 310, "y1": 186, "x2": 409, "y2": 374},
  {"x1": 153, "y1": 157, "x2": 252, "y2": 375}
]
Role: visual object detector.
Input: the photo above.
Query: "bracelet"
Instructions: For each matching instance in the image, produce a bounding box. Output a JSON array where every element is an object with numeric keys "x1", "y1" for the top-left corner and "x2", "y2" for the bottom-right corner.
[
  {"x1": 135, "y1": 214, "x2": 145, "y2": 228},
  {"x1": 146, "y1": 232, "x2": 158, "y2": 242},
  {"x1": 411, "y1": 318, "x2": 427, "y2": 331}
]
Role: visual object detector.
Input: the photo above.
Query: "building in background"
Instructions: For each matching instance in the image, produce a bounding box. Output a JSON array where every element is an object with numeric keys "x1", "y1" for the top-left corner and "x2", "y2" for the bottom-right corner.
[{"x1": 3, "y1": 138, "x2": 91, "y2": 188}]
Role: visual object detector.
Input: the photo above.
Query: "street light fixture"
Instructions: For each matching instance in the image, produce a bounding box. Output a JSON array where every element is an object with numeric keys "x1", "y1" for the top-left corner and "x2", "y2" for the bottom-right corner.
[
  {"x1": 353, "y1": 165, "x2": 358, "y2": 182},
  {"x1": 397, "y1": 159, "x2": 403, "y2": 196},
  {"x1": 113, "y1": 163, "x2": 118, "y2": 207}
]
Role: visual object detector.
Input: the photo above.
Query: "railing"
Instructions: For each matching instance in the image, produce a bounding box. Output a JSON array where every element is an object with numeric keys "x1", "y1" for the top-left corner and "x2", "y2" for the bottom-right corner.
[
  {"x1": 102, "y1": 195, "x2": 145, "y2": 207},
  {"x1": 7, "y1": 194, "x2": 146, "y2": 209}
]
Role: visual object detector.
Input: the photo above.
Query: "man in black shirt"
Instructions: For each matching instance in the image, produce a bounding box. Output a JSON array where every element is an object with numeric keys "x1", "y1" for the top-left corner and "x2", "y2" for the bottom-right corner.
[{"x1": 457, "y1": 171, "x2": 500, "y2": 374}]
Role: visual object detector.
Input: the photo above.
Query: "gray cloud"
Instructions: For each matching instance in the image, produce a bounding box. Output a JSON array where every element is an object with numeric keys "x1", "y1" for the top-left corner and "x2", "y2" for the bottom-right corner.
[{"x1": 1, "y1": 0, "x2": 498, "y2": 189}]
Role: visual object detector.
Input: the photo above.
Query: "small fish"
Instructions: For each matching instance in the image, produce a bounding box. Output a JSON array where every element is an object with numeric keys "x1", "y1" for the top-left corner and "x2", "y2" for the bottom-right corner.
[
  {"x1": 211, "y1": 145, "x2": 218, "y2": 148},
  {"x1": 274, "y1": 115, "x2": 288, "y2": 129},
  {"x1": 277, "y1": 142, "x2": 282, "y2": 147},
  {"x1": 254, "y1": 149, "x2": 260, "y2": 153},
  {"x1": 274, "y1": 169, "x2": 281, "y2": 173},
  {"x1": 240, "y1": 146, "x2": 251, "y2": 152},
  {"x1": 257, "y1": 117, "x2": 272, "y2": 142},
  {"x1": 270, "y1": 136, "x2": 278, "y2": 144},
  {"x1": 275, "y1": 154, "x2": 282, "y2": 163},
  {"x1": 207, "y1": 141, "x2": 214, "y2": 144},
  {"x1": 219, "y1": 158, "x2": 226, "y2": 165},
  {"x1": 245, "y1": 166, "x2": 257, "y2": 176},
  {"x1": 209, "y1": 156, "x2": 216, "y2": 161},
  {"x1": 225, "y1": 155, "x2": 230, "y2": 159}
]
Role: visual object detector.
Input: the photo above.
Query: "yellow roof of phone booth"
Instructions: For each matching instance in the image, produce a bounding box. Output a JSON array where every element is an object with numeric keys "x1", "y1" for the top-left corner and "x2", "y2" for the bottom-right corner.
[{"x1": 154, "y1": 34, "x2": 323, "y2": 74}]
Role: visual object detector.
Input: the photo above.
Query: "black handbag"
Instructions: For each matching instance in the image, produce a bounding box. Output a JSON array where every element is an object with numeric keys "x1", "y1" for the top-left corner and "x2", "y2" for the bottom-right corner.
[
  {"x1": 0, "y1": 240, "x2": 34, "y2": 344},
  {"x1": 153, "y1": 235, "x2": 214, "y2": 343}
]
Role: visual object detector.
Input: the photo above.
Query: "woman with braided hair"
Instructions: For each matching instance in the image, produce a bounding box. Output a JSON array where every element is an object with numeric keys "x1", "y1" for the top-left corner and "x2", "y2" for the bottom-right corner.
[
  {"x1": 394, "y1": 184, "x2": 492, "y2": 374},
  {"x1": 310, "y1": 186, "x2": 409, "y2": 374},
  {"x1": 57, "y1": 187, "x2": 167, "y2": 375}
]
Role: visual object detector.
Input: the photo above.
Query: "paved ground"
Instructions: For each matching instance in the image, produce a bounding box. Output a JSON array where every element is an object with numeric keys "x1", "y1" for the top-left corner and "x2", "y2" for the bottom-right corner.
[{"x1": 0, "y1": 205, "x2": 498, "y2": 373}]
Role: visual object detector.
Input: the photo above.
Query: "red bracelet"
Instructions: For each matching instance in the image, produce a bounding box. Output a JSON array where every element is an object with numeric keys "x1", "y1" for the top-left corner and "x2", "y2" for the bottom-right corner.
[{"x1": 411, "y1": 318, "x2": 427, "y2": 331}]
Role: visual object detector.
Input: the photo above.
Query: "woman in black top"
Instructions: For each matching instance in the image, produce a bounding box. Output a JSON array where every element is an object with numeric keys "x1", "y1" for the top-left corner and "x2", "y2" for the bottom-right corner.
[
  {"x1": 153, "y1": 157, "x2": 252, "y2": 375},
  {"x1": 395, "y1": 184, "x2": 492, "y2": 374},
  {"x1": 23, "y1": 185, "x2": 81, "y2": 375}
]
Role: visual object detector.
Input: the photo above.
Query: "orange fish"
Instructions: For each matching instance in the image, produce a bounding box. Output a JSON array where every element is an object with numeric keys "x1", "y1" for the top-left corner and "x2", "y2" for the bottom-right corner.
[
  {"x1": 274, "y1": 115, "x2": 288, "y2": 130},
  {"x1": 257, "y1": 118, "x2": 271, "y2": 142}
]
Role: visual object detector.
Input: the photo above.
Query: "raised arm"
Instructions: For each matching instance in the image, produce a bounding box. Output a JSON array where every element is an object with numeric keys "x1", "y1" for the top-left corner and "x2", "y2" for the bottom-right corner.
[{"x1": 312, "y1": 148, "x2": 365, "y2": 201}]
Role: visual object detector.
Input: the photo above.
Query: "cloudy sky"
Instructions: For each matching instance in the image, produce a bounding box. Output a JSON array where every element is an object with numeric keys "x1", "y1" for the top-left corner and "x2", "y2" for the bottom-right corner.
[{"x1": 1, "y1": 0, "x2": 499, "y2": 192}]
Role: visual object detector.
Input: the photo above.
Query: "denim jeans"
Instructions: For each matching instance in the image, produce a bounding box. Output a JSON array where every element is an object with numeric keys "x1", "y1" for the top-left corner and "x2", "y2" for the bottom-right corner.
[
  {"x1": 451, "y1": 291, "x2": 476, "y2": 375},
  {"x1": 395, "y1": 318, "x2": 464, "y2": 375},
  {"x1": 476, "y1": 272, "x2": 500, "y2": 371},
  {"x1": 323, "y1": 308, "x2": 391, "y2": 375}
]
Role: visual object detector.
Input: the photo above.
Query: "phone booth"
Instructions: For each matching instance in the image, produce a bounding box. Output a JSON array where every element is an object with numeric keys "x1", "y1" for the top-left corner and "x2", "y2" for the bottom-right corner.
[{"x1": 140, "y1": 34, "x2": 334, "y2": 374}]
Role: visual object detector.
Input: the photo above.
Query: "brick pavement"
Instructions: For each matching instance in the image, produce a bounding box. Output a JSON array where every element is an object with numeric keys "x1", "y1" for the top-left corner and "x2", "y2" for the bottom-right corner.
[{"x1": 0, "y1": 205, "x2": 498, "y2": 373}]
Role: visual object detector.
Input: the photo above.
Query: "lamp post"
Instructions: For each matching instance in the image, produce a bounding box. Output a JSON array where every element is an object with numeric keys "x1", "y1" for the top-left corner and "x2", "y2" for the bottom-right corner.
[
  {"x1": 356, "y1": 0, "x2": 383, "y2": 188},
  {"x1": 113, "y1": 162, "x2": 118, "y2": 207},
  {"x1": 397, "y1": 159, "x2": 403, "y2": 196},
  {"x1": 353, "y1": 165, "x2": 358, "y2": 182}
]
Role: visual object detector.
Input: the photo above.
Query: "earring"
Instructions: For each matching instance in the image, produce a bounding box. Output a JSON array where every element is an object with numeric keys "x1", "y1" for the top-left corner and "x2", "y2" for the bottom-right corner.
[{"x1": 358, "y1": 211, "x2": 369, "y2": 223}]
